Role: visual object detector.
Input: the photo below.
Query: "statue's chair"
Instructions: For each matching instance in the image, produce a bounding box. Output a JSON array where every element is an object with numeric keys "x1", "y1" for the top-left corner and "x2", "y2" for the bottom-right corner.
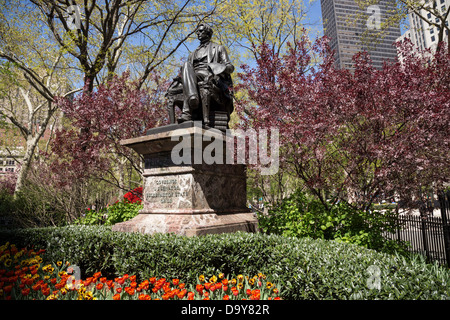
[{"x1": 165, "y1": 73, "x2": 232, "y2": 132}]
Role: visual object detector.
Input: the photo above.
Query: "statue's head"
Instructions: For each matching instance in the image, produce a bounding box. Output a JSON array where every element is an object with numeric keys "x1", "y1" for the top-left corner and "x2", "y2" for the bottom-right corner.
[{"x1": 196, "y1": 23, "x2": 213, "y2": 42}]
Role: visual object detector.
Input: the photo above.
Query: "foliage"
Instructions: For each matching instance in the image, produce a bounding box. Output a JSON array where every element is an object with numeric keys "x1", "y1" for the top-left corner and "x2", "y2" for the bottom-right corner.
[
  {"x1": 236, "y1": 37, "x2": 450, "y2": 210},
  {"x1": 0, "y1": 171, "x2": 16, "y2": 196},
  {"x1": 215, "y1": 0, "x2": 312, "y2": 62},
  {"x1": 354, "y1": 0, "x2": 450, "y2": 50},
  {"x1": 75, "y1": 200, "x2": 142, "y2": 227},
  {"x1": 257, "y1": 189, "x2": 405, "y2": 254},
  {"x1": 1, "y1": 226, "x2": 450, "y2": 300},
  {"x1": 0, "y1": 243, "x2": 280, "y2": 300},
  {"x1": 0, "y1": 182, "x2": 68, "y2": 229},
  {"x1": 51, "y1": 73, "x2": 166, "y2": 191},
  {"x1": 74, "y1": 186, "x2": 142, "y2": 226}
]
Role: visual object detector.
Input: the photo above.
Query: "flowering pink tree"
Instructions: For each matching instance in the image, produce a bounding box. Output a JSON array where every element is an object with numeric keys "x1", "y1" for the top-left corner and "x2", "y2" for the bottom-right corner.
[
  {"x1": 50, "y1": 72, "x2": 168, "y2": 192},
  {"x1": 236, "y1": 37, "x2": 450, "y2": 211},
  {"x1": 0, "y1": 171, "x2": 18, "y2": 195}
]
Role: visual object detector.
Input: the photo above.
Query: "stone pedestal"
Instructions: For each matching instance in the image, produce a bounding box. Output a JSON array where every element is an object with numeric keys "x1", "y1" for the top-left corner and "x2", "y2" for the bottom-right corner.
[{"x1": 111, "y1": 121, "x2": 258, "y2": 236}]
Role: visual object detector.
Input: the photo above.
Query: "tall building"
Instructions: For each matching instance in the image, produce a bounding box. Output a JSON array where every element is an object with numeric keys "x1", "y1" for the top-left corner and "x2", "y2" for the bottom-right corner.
[
  {"x1": 320, "y1": 0, "x2": 401, "y2": 69},
  {"x1": 397, "y1": 0, "x2": 449, "y2": 54}
]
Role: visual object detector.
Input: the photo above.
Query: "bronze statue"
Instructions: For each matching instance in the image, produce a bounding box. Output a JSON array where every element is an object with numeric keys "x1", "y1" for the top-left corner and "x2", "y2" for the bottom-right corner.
[{"x1": 166, "y1": 24, "x2": 234, "y2": 131}]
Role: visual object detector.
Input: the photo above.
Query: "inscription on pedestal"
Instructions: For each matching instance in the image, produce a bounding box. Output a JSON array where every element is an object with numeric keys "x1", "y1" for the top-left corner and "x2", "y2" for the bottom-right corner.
[{"x1": 145, "y1": 178, "x2": 189, "y2": 204}]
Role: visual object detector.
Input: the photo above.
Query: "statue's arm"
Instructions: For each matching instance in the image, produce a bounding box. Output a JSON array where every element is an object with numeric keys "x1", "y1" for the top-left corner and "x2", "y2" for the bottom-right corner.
[{"x1": 217, "y1": 45, "x2": 234, "y2": 74}]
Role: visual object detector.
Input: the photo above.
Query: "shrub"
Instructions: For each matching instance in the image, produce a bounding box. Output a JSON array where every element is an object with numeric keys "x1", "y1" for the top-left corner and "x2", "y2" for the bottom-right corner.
[
  {"x1": 0, "y1": 186, "x2": 67, "y2": 229},
  {"x1": 257, "y1": 189, "x2": 407, "y2": 254},
  {"x1": 0, "y1": 243, "x2": 280, "y2": 300},
  {"x1": 75, "y1": 187, "x2": 143, "y2": 226},
  {"x1": 75, "y1": 200, "x2": 142, "y2": 226},
  {"x1": 1, "y1": 226, "x2": 449, "y2": 300}
]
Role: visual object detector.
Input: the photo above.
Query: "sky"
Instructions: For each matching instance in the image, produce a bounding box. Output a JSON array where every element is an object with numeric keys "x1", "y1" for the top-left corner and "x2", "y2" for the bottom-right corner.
[
  {"x1": 306, "y1": 0, "x2": 408, "y2": 37},
  {"x1": 308, "y1": 0, "x2": 325, "y2": 38}
]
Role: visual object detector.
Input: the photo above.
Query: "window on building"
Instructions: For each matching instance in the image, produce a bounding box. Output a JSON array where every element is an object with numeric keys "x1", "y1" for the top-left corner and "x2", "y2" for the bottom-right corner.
[
  {"x1": 441, "y1": 0, "x2": 445, "y2": 4},
  {"x1": 6, "y1": 160, "x2": 14, "y2": 166},
  {"x1": 431, "y1": 35, "x2": 436, "y2": 42},
  {"x1": 427, "y1": 12, "x2": 432, "y2": 19},
  {"x1": 430, "y1": 28, "x2": 434, "y2": 34}
]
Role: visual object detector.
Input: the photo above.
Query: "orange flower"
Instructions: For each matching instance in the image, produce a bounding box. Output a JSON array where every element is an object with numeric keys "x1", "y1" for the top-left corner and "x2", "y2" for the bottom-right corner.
[
  {"x1": 41, "y1": 287, "x2": 50, "y2": 296},
  {"x1": 96, "y1": 283, "x2": 104, "y2": 290},
  {"x1": 162, "y1": 293, "x2": 170, "y2": 300},
  {"x1": 223, "y1": 295, "x2": 230, "y2": 300},
  {"x1": 125, "y1": 287, "x2": 135, "y2": 295},
  {"x1": 21, "y1": 288, "x2": 30, "y2": 296},
  {"x1": 177, "y1": 289, "x2": 187, "y2": 299},
  {"x1": 179, "y1": 283, "x2": 186, "y2": 290},
  {"x1": 3, "y1": 285, "x2": 13, "y2": 293},
  {"x1": 116, "y1": 287, "x2": 122, "y2": 293},
  {"x1": 187, "y1": 291, "x2": 195, "y2": 300},
  {"x1": 84, "y1": 277, "x2": 93, "y2": 287},
  {"x1": 93, "y1": 272, "x2": 102, "y2": 279},
  {"x1": 130, "y1": 281, "x2": 137, "y2": 289},
  {"x1": 113, "y1": 293, "x2": 121, "y2": 300},
  {"x1": 172, "y1": 278, "x2": 179, "y2": 286},
  {"x1": 55, "y1": 282, "x2": 65, "y2": 290},
  {"x1": 130, "y1": 275, "x2": 136, "y2": 283},
  {"x1": 149, "y1": 277, "x2": 156, "y2": 284},
  {"x1": 100, "y1": 277, "x2": 107, "y2": 283},
  {"x1": 195, "y1": 284, "x2": 204, "y2": 294},
  {"x1": 107, "y1": 280, "x2": 114, "y2": 289},
  {"x1": 139, "y1": 293, "x2": 151, "y2": 300}
]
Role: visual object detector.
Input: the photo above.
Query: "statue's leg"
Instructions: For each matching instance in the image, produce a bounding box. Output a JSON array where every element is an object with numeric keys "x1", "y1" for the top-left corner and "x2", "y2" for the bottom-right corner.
[
  {"x1": 199, "y1": 86, "x2": 210, "y2": 126},
  {"x1": 181, "y1": 61, "x2": 199, "y2": 111},
  {"x1": 167, "y1": 97, "x2": 175, "y2": 124}
]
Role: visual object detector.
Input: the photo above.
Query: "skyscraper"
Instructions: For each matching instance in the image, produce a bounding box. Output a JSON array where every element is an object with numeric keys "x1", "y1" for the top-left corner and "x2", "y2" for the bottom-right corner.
[
  {"x1": 397, "y1": 0, "x2": 449, "y2": 54},
  {"x1": 320, "y1": 0, "x2": 401, "y2": 69}
]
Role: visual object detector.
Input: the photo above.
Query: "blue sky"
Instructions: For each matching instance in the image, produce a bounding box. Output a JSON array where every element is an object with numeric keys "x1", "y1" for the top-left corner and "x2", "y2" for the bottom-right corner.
[
  {"x1": 308, "y1": 0, "x2": 325, "y2": 38},
  {"x1": 306, "y1": 0, "x2": 407, "y2": 37}
]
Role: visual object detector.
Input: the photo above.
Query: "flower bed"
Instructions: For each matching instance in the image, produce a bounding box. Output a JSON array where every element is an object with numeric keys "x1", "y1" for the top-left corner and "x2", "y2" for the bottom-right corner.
[
  {"x1": 0, "y1": 242, "x2": 281, "y2": 300},
  {"x1": 2, "y1": 226, "x2": 450, "y2": 300}
]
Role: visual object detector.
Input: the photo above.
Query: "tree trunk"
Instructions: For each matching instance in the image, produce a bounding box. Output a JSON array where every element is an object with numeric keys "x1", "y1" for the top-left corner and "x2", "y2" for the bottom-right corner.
[{"x1": 14, "y1": 134, "x2": 39, "y2": 194}]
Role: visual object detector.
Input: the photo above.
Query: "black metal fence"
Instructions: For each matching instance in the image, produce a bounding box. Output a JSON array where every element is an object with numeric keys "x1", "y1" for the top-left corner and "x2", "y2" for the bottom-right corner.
[{"x1": 386, "y1": 191, "x2": 450, "y2": 267}]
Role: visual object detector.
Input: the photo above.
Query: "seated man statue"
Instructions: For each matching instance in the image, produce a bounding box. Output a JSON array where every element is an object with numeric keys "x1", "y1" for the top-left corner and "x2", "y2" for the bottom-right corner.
[{"x1": 166, "y1": 23, "x2": 235, "y2": 128}]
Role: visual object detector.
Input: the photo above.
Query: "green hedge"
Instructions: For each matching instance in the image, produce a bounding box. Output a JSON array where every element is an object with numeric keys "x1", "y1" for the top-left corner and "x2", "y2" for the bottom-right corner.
[{"x1": 1, "y1": 226, "x2": 449, "y2": 300}]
